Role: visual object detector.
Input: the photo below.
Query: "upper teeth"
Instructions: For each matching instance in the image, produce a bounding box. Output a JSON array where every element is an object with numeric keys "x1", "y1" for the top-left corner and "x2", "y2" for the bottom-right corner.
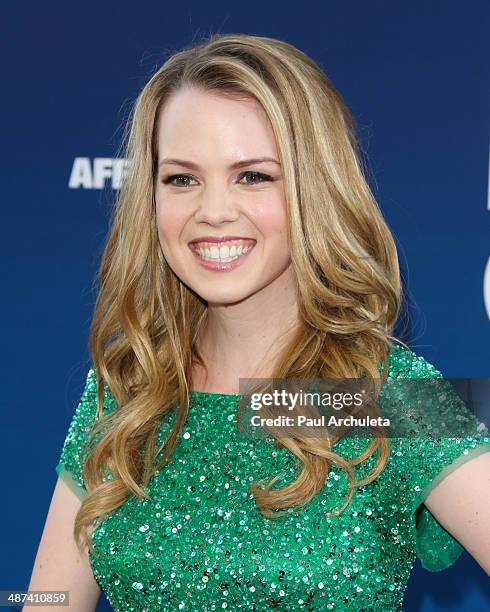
[{"x1": 196, "y1": 244, "x2": 253, "y2": 259}]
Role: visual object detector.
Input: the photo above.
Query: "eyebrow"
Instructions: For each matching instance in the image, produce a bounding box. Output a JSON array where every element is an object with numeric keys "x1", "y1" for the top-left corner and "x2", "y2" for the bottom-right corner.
[{"x1": 158, "y1": 156, "x2": 281, "y2": 170}]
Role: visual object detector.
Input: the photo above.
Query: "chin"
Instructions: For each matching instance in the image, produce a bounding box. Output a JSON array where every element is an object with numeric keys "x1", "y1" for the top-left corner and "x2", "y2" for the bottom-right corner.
[{"x1": 198, "y1": 287, "x2": 254, "y2": 306}]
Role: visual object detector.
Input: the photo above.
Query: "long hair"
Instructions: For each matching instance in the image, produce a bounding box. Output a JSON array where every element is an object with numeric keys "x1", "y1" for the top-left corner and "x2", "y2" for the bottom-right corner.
[{"x1": 74, "y1": 32, "x2": 406, "y2": 554}]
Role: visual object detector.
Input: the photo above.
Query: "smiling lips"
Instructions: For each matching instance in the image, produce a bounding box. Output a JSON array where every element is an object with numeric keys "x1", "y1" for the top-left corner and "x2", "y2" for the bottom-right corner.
[{"x1": 189, "y1": 238, "x2": 256, "y2": 263}]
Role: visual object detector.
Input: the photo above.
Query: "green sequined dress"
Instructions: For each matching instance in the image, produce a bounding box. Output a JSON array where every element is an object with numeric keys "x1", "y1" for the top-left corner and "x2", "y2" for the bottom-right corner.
[{"x1": 55, "y1": 344, "x2": 490, "y2": 611}]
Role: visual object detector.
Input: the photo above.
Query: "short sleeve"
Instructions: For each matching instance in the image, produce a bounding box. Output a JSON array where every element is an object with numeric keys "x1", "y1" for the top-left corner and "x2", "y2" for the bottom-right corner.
[
  {"x1": 409, "y1": 434, "x2": 490, "y2": 571},
  {"x1": 55, "y1": 367, "x2": 101, "y2": 501},
  {"x1": 386, "y1": 345, "x2": 490, "y2": 572}
]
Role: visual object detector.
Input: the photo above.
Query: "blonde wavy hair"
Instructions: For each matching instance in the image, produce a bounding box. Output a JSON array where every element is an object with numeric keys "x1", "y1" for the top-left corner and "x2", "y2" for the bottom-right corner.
[{"x1": 75, "y1": 32, "x2": 407, "y2": 554}]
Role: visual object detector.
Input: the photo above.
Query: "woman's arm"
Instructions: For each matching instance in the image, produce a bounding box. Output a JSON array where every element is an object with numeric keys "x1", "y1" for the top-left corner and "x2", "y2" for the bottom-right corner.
[
  {"x1": 424, "y1": 451, "x2": 490, "y2": 575},
  {"x1": 24, "y1": 477, "x2": 101, "y2": 612}
]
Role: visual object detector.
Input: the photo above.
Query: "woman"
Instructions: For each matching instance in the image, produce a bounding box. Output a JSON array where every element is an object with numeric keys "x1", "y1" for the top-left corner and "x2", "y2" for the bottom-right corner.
[{"x1": 27, "y1": 33, "x2": 490, "y2": 611}]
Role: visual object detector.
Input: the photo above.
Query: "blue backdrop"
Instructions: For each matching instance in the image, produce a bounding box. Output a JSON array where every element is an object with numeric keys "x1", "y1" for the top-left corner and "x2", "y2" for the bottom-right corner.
[{"x1": 2, "y1": 1, "x2": 489, "y2": 610}]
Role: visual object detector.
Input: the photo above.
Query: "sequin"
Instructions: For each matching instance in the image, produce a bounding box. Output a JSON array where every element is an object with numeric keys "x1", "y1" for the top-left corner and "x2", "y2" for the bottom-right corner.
[{"x1": 55, "y1": 344, "x2": 490, "y2": 611}]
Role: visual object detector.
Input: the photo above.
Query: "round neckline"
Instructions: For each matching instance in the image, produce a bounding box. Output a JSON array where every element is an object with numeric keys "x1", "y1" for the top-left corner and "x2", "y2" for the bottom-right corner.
[{"x1": 190, "y1": 389, "x2": 243, "y2": 398}]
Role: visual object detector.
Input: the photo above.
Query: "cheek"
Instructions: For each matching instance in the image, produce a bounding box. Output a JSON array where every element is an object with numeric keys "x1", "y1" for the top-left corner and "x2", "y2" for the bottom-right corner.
[
  {"x1": 155, "y1": 199, "x2": 185, "y2": 244},
  {"x1": 250, "y1": 195, "x2": 289, "y2": 237}
]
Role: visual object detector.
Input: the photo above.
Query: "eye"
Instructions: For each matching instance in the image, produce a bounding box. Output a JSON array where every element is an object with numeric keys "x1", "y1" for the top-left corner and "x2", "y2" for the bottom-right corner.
[
  {"x1": 238, "y1": 171, "x2": 274, "y2": 185},
  {"x1": 161, "y1": 170, "x2": 274, "y2": 188},
  {"x1": 161, "y1": 174, "x2": 197, "y2": 187}
]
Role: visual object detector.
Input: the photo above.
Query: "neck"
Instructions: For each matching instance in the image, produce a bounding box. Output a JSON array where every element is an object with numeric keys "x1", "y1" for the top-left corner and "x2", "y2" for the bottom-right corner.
[{"x1": 193, "y1": 265, "x2": 299, "y2": 393}]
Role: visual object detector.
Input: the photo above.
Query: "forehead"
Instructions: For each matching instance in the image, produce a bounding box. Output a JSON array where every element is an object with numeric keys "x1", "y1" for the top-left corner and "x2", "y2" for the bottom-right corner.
[{"x1": 156, "y1": 86, "x2": 278, "y2": 158}]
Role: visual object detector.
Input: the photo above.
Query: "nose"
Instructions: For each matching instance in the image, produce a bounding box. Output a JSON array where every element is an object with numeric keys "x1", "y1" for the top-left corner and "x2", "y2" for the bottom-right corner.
[{"x1": 193, "y1": 184, "x2": 240, "y2": 225}]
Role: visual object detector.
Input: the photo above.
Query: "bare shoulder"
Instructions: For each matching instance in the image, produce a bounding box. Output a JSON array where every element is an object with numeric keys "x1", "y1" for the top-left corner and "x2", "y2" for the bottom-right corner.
[{"x1": 24, "y1": 477, "x2": 101, "y2": 612}]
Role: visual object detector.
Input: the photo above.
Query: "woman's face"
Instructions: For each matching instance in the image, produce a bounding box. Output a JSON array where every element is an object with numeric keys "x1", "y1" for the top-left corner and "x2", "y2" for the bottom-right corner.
[{"x1": 154, "y1": 85, "x2": 293, "y2": 305}]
